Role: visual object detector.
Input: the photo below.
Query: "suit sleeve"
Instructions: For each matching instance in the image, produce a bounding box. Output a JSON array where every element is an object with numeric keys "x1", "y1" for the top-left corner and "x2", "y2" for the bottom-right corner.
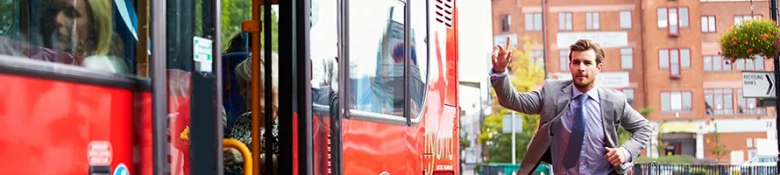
[
  {"x1": 489, "y1": 68, "x2": 544, "y2": 115},
  {"x1": 614, "y1": 95, "x2": 652, "y2": 173}
]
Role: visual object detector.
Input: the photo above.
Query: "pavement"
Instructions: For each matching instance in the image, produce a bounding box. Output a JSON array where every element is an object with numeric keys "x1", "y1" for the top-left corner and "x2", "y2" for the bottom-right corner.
[{"x1": 462, "y1": 163, "x2": 477, "y2": 175}]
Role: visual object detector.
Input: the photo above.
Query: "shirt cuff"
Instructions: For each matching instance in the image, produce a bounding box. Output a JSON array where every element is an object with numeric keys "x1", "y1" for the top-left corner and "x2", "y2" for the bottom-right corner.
[
  {"x1": 620, "y1": 147, "x2": 633, "y2": 163},
  {"x1": 489, "y1": 68, "x2": 508, "y2": 81}
]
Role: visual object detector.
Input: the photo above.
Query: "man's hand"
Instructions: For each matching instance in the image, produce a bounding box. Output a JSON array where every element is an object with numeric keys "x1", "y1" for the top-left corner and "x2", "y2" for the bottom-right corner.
[
  {"x1": 491, "y1": 36, "x2": 513, "y2": 73},
  {"x1": 604, "y1": 147, "x2": 626, "y2": 166}
]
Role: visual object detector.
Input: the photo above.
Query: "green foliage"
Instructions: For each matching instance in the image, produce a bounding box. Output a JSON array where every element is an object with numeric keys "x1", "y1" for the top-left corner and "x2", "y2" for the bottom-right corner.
[
  {"x1": 479, "y1": 37, "x2": 545, "y2": 163},
  {"x1": 635, "y1": 155, "x2": 697, "y2": 164},
  {"x1": 220, "y1": 0, "x2": 279, "y2": 52},
  {"x1": 617, "y1": 107, "x2": 653, "y2": 146},
  {"x1": 719, "y1": 19, "x2": 780, "y2": 60},
  {"x1": 709, "y1": 124, "x2": 729, "y2": 162}
]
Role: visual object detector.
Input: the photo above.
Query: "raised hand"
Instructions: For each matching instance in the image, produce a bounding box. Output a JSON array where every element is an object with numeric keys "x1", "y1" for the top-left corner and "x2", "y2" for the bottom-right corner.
[{"x1": 491, "y1": 36, "x2": 513, "y2": 73}]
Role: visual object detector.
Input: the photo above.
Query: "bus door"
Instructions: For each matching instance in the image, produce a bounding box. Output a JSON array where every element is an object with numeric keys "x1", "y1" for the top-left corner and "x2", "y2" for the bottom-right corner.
[
  {"x1": 306, "y1": 0, "x2": 431, "y2": 174},
  {"x1": 148, "y1": 0, "x2": 224, "y2": 175}
]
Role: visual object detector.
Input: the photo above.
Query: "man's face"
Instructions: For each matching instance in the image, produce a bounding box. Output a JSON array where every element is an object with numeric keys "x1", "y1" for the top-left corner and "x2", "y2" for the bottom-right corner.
[{"x1": 569, "y1": 49, "x2": 602, "y2": 88}]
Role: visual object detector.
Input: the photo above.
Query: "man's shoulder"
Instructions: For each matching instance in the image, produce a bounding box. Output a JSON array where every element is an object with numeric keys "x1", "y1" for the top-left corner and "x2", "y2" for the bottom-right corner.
[
  {"x1": 541, "y1": 79, "x2": 572, "y2": 90},
  {"x1": 598, "y1": 87, "x2": 628, "y2": 102}
]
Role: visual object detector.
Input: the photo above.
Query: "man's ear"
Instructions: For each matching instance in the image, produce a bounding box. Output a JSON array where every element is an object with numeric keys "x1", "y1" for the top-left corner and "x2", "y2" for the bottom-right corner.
[{"x1": 597, "y1": 63, "x2": 604, "y2": 71}]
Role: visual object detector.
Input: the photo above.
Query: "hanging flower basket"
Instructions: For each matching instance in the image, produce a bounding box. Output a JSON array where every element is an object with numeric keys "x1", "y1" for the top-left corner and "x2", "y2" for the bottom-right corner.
[{"x1": 719, "y1": 19, "x2": 780, "y2": 61}]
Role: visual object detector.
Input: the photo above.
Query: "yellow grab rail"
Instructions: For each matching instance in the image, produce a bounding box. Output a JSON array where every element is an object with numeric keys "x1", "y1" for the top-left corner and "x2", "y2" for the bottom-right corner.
[{"x1": 223, "y1": 138, "x2": 253, "y2": 175}]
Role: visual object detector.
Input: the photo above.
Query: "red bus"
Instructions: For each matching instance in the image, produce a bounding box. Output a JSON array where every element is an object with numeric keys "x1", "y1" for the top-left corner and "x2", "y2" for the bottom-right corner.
[{"x1": 0, "y1": 0, "x2": 460, "y2": 174}]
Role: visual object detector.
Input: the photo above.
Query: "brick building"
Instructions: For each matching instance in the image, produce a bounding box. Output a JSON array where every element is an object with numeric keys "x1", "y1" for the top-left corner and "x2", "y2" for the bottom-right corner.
[{"x1": 491, "y1": 0, "x2": 777, "y2": 163}]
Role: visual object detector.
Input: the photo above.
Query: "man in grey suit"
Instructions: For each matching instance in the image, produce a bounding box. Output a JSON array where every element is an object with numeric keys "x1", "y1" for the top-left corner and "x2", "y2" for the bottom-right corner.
[{"x1": 490, "y1": 38, "x2": 652, "y2": 175}]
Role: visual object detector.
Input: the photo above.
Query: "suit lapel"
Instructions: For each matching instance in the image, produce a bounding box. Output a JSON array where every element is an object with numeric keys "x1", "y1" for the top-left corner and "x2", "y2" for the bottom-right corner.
[
  {"x1": 599, "y1": 87, "x2": 617, "y2": 147},
  {"x1": 552, "y1": 83, "x2": 572, "y2": 122}
]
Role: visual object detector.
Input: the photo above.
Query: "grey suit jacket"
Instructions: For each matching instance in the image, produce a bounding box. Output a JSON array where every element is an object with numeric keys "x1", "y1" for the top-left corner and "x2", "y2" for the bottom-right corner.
[{"x1": 490, "y1": 74, "x2": 652, "y2": 175}]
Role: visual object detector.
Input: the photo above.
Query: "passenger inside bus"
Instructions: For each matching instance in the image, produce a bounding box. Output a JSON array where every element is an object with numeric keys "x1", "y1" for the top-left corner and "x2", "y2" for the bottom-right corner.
[
  {"x1": 0, "y1": 0, "x2": 129, "y2": 74},
  {"x1": 223, "y1": 33, "x2": 280, "y2": 175}
]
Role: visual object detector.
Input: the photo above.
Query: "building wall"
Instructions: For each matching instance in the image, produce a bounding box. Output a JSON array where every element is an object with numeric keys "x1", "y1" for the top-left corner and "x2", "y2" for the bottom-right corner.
[
  {"x1": 703, "y1": 132, "x2": 767, "y2": 163},
  {"x1": 491, "y1": 0, "x2": 778, "y2": 163}
]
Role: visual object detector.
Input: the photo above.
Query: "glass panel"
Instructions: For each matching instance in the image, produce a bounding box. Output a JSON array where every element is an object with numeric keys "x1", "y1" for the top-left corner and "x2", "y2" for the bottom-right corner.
[
  {"x1": 348, "y1": 0, "x2": 406, "y2": 115},
  {"x1": 657, "y1": 8, "x2": 667, "y2": 28},
  {"x1": 309, "y1": 0, "x2": 338, "y2": 173},
  {"x1": 620, "y1": 11, "x2": 631, "y2": 29},
  {"x1": 409, "y1": 0, "x2": 429, "y2": 118},
  {"x1": 525, "y1": 13, "x2": 533, "y2": 30},
  {"x1": 661, "y1": 92, "x2": 670, "y2": 111},
  {"x1": 681, "y1": 49, "x2": 690, "y2": 68},
  {"x1": 0, "y1": 0, "x2": 138, "y2": 75},
  {"x1": 704, "y1": 56, "x2": 712, "y2": 71},
  {"x1": 679, "y1": 7, "x2": 688, "y2": 27},
  {"x1": 683, "y1": 92, "x2": 692, "y2": 110},
  {"x1": 560, "y1": 49, "x2": 568, "y2": 71},
  {"x1": 558, "y1": 13, "x2": 566, "y2": 30},
  {"x1": 659, "y1": 49, "x2": 668, "y2": 68},
  {"x1": 708, "y1": 16, "x2": 716, "y2": 31},
  {"x1": 713, "y1": 56, "x2": 722, "y2": 71},
  {"x1": 621, "y1": 48, "x2": 632, "y2": 69},
  {"x1": 756, "y1": 57, "x2": 764, "y2": 69},
  {"x1": 533, "y1": 13, "x2": 542, "y2": 30}
]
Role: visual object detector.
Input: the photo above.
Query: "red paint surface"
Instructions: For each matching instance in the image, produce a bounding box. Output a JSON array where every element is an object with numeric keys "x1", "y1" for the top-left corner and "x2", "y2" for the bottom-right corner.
[{"x1": 0, "y1": 73, "x2": 134, "y2": 175}]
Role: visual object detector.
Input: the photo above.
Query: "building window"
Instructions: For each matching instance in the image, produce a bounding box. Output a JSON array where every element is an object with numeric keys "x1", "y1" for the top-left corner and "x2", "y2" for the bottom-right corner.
[
  {"x1": 661, "y1": 91, "x2": 693, "y2": 112},
  {"x1": 621, "y1": 48, "x2": 633, "y2": 69},
  {"x1": 531, "y1": 49, "x2": 544, "y2": 69},
  {"x1": 525, "y1": 13, "x2": 543, "y2": 31},
  {"x1": 500, "y1": 14, "x2": 511, "y2": 32},
  {"x1": 620, "y1": 11, "x2": 632, "y2": 29},
  {"x1": 560, "y1": 49, "x2": 569, "y2": 71},
  {"x1": 586, "y1": 12, "x2": 600, "y2": 30},
  {"x1": 747, "y1": 138, "x2": 753, "y2": 148},
  {"x1": 701, "y1": 16, "x2": 716, "y2": 32},
  {"x1": 705, "y1": 88, "x2": 734, "y2": 115},
  {"x1": 622, "y1": 89, "x2": 635, "y2": 106},
  {"x1": 703, "y1": 55, "x2": 731, "y2": 71},
  {"x1": 659, "y1": 49, "x2": 691, "y2": 77},
  {"x1": 559, "y1": 12, "x2": 573, "y2": 30},
  {"x1": 737, "y1": 88, "x2": 766, "y2": 115},
  {"x1": 735, "y1": 56, "x2": 765, "y2": 70},
  {"x1": 734, "y1": 15, "x2": 762, "y2": 26},
  {"x1": 657, "y1": 7, "x2": 689, "y2": 35}
]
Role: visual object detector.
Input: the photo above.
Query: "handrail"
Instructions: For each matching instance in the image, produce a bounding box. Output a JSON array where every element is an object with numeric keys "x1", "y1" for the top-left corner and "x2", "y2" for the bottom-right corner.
[{"x1": 223, "y1": 138, "x2": 253, "y2": 175}]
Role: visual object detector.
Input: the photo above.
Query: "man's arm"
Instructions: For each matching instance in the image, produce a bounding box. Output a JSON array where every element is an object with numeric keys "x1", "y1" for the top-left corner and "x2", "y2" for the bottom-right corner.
[
  {"x1": 489, "y1": 68, "x2": 544, "y2": 114},
  {"x1": 614, "y1": 98, "x2": 652, "y2": 173}
]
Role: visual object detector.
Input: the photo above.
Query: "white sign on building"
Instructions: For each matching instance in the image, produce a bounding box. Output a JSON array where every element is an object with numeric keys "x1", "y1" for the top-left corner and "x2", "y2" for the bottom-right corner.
[
  {"x1": 557, "y1": 32, "x2": 628, "y2": 49},
  {"x1": 552, "y1": 72, "x2": 630, "y2": 88}
]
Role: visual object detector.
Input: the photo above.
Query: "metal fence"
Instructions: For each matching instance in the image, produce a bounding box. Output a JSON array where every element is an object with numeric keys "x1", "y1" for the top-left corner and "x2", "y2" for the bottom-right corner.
[
  {"x1": 629, "y1": 163, "x2": 778, "y2": 175},
  {"x1": 478, "y1": 163, "x2": 777, "y2": 175}
]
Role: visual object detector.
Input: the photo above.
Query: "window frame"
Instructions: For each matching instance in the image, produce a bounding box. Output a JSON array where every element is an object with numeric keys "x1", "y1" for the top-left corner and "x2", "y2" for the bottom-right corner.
[
  {"x1": 658, "y1": 7, "x2": 689, "y2": 35},
  {"x1": 704, "y1": 88, "x2": 734, "y2": 116},
  {"x1": 338, "y1": 0, "x2": 431, "y2": 126},
  {"x1": 658, "y1": 48, "x2": 691, "y2": 77},
  {"x1": 620, "y1": 47, "x2": 633, "y2": 70},
  {"x1": 734, "y1": 14, "x2": 763, "y2": 26},
  {"x1": 619, "y1": 10, "x2": 632, "y2": 29},
  {"x1": 500, "y1": 14, "x2": 511, "y2": 32},
  {"x1": 525, "y1": 13, "x2": 543, "y2": 31},
  {"x1": 735, "y1": 56, "x2": 765, "y2": 71},
  {"x1": 559, "y1": 49, "x2": 569, "y2": 71},
  {"x1": 660, "y1": 91, "x2": 693, "y2": 112},
  {"x1": 586, "y1": 12, "x2": 600, "y2": 30},
  {"x1": 701, "y1": 15, "x2": 716, "y2": 33},
  {"x1": 737, "y1": 88, "x2": 767, "y2": 115},
  {"x1": 703, "y1": 55, "x2": 731, "y2": 71},
  {"x1": 559, "y1": 12, "x2": 573, "y2": 31}
]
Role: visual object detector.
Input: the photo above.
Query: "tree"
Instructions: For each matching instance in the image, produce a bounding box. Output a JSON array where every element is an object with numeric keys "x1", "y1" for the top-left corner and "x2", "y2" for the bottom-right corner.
[
  {"x1": 199, "y1": 0, "x2": 279, "y2": 51},
  {"x1": 709, "y1": 124, "x2": 729, "y2": 163},
  {"x1": 655, "y1": 121, "x2": 670, "y2": 157},
  {"x1": 478, "y1": 37, "x2": 545, "y2": 163},
  {"x1": 617, "y1": 107, "x2": 653, "y2": 146}
]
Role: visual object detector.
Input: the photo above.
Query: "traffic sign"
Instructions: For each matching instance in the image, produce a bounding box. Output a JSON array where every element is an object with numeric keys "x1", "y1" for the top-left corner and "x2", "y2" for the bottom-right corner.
[{"x1": 742, "y1": 71, "x2": 776, "y2": 98}]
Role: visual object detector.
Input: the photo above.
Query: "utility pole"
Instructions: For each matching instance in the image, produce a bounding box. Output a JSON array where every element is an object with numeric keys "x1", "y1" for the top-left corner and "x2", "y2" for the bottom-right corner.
[
  {"x1": 541, "y1": 0, "x2": 549, "y2": 79},
  {"x1": 511, "y1": 111, "x2": 516, "y2": 164},
  {"x1": 772, "y1": 0, "x2": 780, "y2": 170}
]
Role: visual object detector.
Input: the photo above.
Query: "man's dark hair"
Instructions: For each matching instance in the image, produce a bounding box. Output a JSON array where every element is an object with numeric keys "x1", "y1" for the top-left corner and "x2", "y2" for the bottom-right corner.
[{"x1": 568, "y1": 39, "x2": 605, "y2": 64}]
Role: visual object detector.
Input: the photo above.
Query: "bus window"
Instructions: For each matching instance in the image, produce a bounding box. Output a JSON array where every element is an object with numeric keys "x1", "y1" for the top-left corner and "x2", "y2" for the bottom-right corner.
[
  {"x1": 310, "y1": 0, "x2": 338, "y2": 173},
  {"x1": 0, "y1": 0, "x2": 142, "y2": 76},
  {"x1": 346, "y1": 0, "x2": 429, "y2": 122}
]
